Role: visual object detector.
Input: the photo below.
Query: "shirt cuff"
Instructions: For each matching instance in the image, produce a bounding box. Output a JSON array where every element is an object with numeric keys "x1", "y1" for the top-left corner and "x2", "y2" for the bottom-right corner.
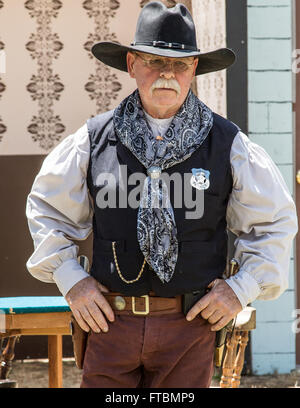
[
  {"x1": 225, "y1": 269, "x2": 262, "y2": 309},
  {"x1": 53, "y1": 258, "x2": 90, "y2": 297}
]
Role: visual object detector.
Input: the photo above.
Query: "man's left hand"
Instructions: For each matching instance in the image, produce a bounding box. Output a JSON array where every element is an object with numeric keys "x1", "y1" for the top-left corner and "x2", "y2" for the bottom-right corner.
[{"x1": 186, "y1": 279, "x2": 243, "y2": 331}]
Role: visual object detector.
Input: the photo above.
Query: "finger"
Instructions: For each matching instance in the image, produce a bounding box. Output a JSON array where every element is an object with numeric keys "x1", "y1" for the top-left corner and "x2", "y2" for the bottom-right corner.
[
  {"x1": 97, "y1": 281, "x2": 109, "y2": 293},
  {"x1": 87, "y1": 301, "x2": 109, "y2": 333},
  {"x1": 94, "y1": 294, "x2": 115, "y2": 323},
  {"x1": 200, "y1": 304, "x2": 218, "y2": 320},
  {"x1": 210, "y1": 316, "x2": 231, "y2": 331},
  {"x1": 186, "y1": 294, "x2": 211, "y2": 321},
  {"x1": 73, "y1": 309, "x2": 90, "y2": 333},
  {"x1": 207, "y1": 310, "x2": 223, "y2": 325},
  {"x1": 79, "y1": 305, "x2": 102, "y2": 333}
]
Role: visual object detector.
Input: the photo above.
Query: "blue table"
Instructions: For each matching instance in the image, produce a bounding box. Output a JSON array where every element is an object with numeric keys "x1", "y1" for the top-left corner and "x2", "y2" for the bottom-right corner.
[{"x1": 0, "y1": 296, "x2": 72, "y2": 388}]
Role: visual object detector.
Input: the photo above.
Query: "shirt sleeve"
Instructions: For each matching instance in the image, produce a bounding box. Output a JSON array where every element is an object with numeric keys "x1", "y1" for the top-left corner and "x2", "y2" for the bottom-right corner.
[
  {"x1": 225, "y1": 131, "x2": 298, "y2": 309},
  {"x1": 26, "y1": 123, "x2": 93, "y2": 297}
]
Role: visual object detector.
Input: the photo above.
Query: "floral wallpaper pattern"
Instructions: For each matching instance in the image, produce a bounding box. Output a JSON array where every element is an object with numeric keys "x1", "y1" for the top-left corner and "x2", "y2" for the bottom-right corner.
[
  {"x1": 0, "y1": 0, "x2": 6, "y2": 141},
  {"x1": 25, "y1": 0, "x2": 65, "y2": 150},
  {"x1": 83, "y1": 0, "x2": 122, "y2": 115},
  {"x1": 0, "y1": 0, "x2": 226, "y2": 153}
]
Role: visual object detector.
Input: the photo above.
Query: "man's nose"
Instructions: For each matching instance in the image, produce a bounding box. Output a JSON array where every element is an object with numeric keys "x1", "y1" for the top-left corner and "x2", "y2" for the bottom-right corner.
[{"x1": 160, "y1": 63, "x2": 175, "y2": 79}]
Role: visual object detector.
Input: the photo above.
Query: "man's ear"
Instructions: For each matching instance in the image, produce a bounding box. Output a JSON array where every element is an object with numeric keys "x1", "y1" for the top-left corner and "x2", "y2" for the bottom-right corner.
[
  {"x1": 127, "y1": 52, "x2": 136, "y2": 78},
  {"x1": 192, "y1": 58, "x2": 199, "y2": 77}
]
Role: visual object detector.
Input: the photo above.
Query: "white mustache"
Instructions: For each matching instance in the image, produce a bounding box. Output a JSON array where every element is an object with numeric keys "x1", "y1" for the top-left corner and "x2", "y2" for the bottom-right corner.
[{"x1": 150, "y1": 78, "x2": 181, "y2": 96}]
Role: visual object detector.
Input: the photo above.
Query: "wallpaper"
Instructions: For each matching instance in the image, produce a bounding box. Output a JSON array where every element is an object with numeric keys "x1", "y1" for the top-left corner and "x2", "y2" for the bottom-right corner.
[
  {"x1": 192, "y1": 0, "x2": 227, "y2": 117},
  {"x1": 0, "y1": 0, "x2": 140, "y2": 154},
  {"x1": 0, "y1": 0, "x2": 6, "y2": 141},
  {"x1": 0, "y1": 0, "x2": 226, "y2": 155}
]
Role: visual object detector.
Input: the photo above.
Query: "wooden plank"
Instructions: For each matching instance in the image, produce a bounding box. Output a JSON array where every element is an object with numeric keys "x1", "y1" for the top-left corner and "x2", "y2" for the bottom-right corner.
[
  {"x1": 1, "y1": 328, "x2": 70, "y2": 338},
  {"x1": 6, "y1": 312, "x2": 71, "y2": 330},
  {"x1": 48, "y1": 335, "x2": 63, "y2": 388},
  {"x1": 16, "y1": 328, "x2": 70, "y2": 336}
]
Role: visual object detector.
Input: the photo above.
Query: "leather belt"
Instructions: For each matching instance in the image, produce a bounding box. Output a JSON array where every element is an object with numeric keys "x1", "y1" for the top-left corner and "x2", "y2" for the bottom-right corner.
[{"x1": 102, "y1": 292, "x2": 182, "y2": 316}]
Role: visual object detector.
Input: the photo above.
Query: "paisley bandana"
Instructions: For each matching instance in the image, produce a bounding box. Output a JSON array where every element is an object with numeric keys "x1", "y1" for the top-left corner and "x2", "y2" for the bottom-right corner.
[{"x1": 113, "y1": 89, "x2": 213, "y2": 283}]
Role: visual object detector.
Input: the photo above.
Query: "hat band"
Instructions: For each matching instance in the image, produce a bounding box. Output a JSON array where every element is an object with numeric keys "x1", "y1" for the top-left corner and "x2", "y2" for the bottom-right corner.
[{"x1": 131, "y1": 41, "x2": 200, "y2": 52}]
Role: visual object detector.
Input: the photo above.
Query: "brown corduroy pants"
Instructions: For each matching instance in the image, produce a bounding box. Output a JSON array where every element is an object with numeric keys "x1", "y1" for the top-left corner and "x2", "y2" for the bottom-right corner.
[{"x1": 80, "y1": 311, "x2": 216, "y2": 388}]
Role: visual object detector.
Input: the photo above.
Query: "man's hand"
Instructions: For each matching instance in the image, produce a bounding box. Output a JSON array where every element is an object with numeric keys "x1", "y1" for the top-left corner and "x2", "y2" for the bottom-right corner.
[
  {"x1": 65, "y1": 276, "x2": 115, "y2": 333},
  {"x1": 186, "y1": 279, "x2": 243, "y2": 331}
]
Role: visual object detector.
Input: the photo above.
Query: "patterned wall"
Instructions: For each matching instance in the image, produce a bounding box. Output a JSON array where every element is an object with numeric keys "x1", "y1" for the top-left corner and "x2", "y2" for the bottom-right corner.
[
  {"x1": 82, "y1": 0, "x2": 122, "y2": 114},
  {"x1": 25, "y1": 0, "x2": 65, "y2": 150},
  {"x1": 0, "y1": 0, "x2": 226, "y2": 155},
  {"x1": 0, "y1": 0, "x2": 6, "y2": 141},
  {"x1": 0, "y1": 0, "x2": 141, "y2": 155},
  {"x1": 192, "y1": 0, "x2": 227, "y2": 117}
]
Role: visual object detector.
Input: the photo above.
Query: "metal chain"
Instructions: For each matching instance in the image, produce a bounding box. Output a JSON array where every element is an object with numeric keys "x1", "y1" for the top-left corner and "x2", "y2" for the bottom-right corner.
[{"x1": 112, "y1": 241, "x2": 146, "y2": 284}]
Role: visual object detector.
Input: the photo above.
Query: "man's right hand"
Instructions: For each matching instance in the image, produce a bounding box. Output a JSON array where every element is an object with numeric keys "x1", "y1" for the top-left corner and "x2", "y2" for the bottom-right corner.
[{"x1": 65, "y1": 276, "x2": 115, "y2": 333}]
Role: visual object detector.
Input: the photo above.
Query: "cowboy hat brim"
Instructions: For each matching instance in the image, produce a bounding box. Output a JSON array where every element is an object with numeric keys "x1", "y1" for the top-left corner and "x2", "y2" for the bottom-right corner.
[{"x1": 91, "y1": 42, "x2": 236, "y2": 76}]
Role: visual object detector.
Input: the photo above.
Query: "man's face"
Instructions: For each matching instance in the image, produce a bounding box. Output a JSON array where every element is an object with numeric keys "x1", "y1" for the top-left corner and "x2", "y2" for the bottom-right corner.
[{"x1": 127, "y1": 51, "x2": 198, "y2": 118}]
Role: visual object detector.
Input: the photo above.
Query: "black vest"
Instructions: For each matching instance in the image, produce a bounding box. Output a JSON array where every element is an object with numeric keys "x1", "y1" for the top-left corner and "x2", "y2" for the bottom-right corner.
[{"x1": 86, "y1": 109, "x2": 240, "y2": 297}]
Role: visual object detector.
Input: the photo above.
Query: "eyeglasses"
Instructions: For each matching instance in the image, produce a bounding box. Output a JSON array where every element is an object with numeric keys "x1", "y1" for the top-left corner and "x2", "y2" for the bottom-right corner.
[{"x1": 134, "y1": 53, "x2": 195, "y2": 73}]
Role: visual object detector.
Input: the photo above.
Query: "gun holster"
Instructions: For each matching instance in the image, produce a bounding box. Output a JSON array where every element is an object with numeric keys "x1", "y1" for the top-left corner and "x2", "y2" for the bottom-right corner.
[
  {"x1": 181, "y1": 280, "x2": 235, "y2": 368},
  {"x1": 182, "y1": 289, "x2": 207, "y2": 316},
  {"x1": 70, "y1": 314, "x2": 89, "y2": 370},
  {"x1": 214, "y1": 320, "x2": 233, "y2": 367}
]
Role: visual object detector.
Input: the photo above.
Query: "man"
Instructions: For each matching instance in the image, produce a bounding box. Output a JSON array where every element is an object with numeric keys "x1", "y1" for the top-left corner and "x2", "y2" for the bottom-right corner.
[{"x1": 26, "y1": 2, "x2": 298, "y2": 388}]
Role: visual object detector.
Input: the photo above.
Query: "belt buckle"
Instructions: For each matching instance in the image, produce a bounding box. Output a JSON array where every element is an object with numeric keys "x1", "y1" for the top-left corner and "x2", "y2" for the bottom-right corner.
[{"x1": 132, "y1": 295, "x2": 149, "y2": 315}]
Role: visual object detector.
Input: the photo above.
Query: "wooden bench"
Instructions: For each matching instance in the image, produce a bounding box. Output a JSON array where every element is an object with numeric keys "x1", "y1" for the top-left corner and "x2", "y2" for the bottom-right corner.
[{"x1": 0, "y1": 296, "x2": 71, "y2": 388}]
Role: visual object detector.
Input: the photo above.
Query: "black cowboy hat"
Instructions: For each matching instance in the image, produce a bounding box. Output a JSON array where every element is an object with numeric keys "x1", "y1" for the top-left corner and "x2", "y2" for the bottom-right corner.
[{"x1": 91, "y1": 1, "x2": 236, "y2": 76}]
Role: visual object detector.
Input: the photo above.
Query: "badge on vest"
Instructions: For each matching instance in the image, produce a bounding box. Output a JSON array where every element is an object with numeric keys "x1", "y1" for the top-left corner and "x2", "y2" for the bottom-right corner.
[{"x1": 190, "y1": 168, "x2": 210, "y2": 190}]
